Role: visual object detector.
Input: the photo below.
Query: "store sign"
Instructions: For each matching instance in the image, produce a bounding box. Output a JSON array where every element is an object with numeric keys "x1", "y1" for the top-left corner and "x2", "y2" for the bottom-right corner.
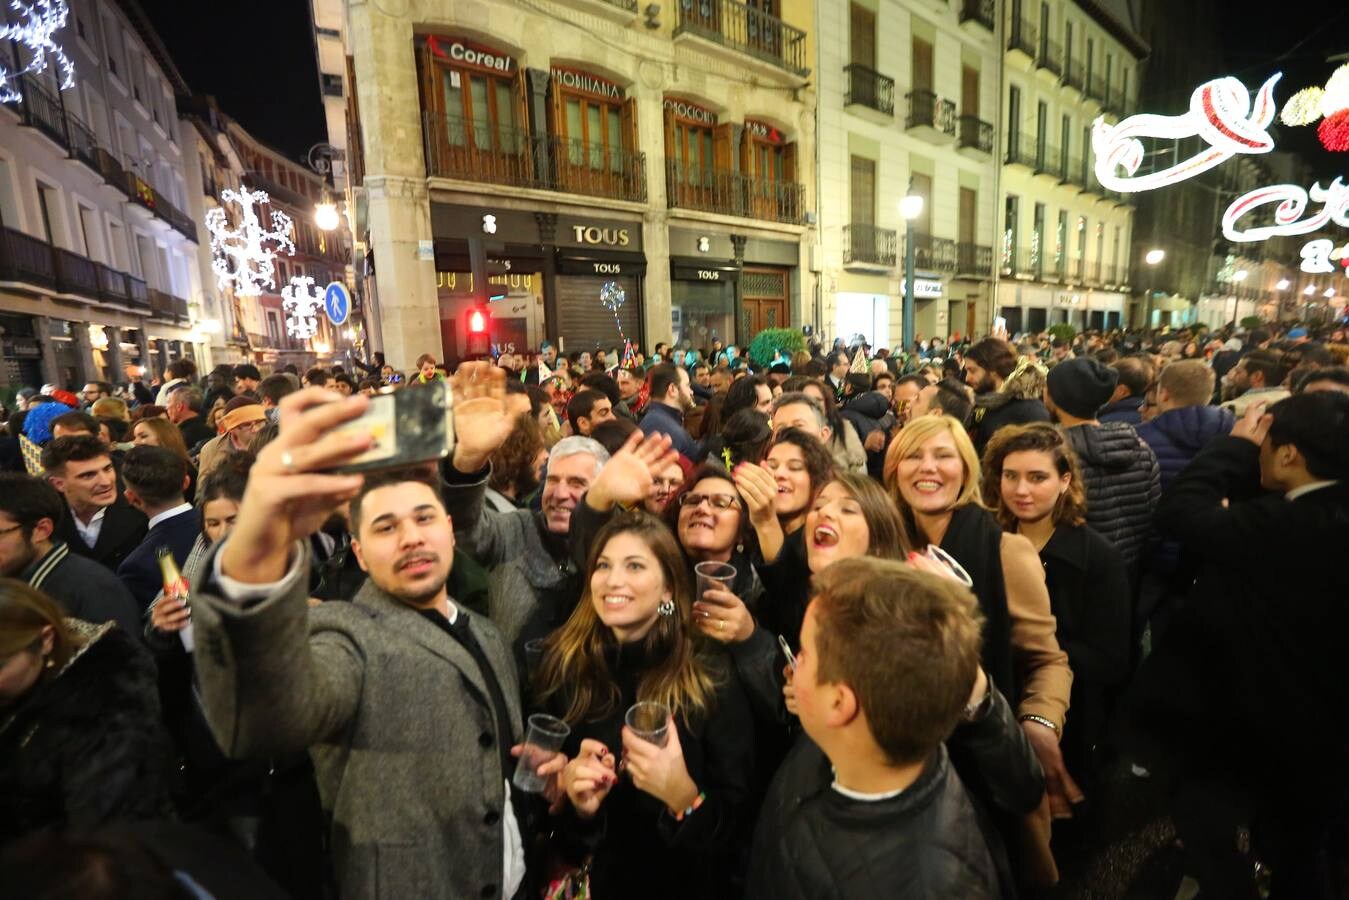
[
  {"x1": 671, "y1": 262, "x2": 739, "y2": 282},
  {"x1": 552, "y1": 66, "x2": 624, "y2": 99},
  {"x1": 557, "y1": 256, "x2": 646, "y2": 277},
  {"x1": 664, "y1": 97, "x2": 716, "y2": 125},
  {"x1": 572, "y1": 225, "x2": 631, "y2": 247},
  {"x1": 913, "y1": 278, "x2": 943, "y2": 299},
  {"x1": 428, "y1": 36, "x2": 514, "y2": 75},
  {"x1": 745, "y1": 118, "x2": 785, "y2": 144}
]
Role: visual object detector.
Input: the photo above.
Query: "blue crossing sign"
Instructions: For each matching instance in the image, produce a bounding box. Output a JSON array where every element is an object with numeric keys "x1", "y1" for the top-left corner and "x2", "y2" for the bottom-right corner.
[{"x1": 324, "y1": 281, "x2": 350, "y2": 326}]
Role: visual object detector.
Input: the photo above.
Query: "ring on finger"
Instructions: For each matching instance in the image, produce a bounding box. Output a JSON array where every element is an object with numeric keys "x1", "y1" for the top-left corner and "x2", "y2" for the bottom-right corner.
[
  {"x1": 717, "y1": 619, "x2": 724, "y2": 631},
  {"x1": 280, "y1": 450, "x2": 296, "y2": 471}
]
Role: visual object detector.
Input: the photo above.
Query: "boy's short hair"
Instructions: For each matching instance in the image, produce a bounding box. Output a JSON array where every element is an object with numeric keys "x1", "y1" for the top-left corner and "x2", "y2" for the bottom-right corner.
[
  {"x1": 811, "y1": 558, "x2": 983, "y2": 764},
  {"x1": 348, "y1": 467, "x2": 445, "y2": 535}
]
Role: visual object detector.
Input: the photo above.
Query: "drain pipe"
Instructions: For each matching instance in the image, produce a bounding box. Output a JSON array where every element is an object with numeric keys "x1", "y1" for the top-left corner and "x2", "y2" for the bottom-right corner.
[{"x1": 990, "y1": 0, "x2": 1006, "y2": 338}]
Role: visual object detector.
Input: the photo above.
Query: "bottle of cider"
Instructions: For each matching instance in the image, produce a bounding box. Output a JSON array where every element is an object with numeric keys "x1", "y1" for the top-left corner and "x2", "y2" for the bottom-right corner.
[{"x1": 158, "y1": 548, "x2": 194, "y2": 652}]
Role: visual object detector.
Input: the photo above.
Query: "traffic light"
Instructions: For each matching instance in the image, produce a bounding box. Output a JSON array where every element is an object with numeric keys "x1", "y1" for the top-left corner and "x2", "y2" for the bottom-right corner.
[{"x1": 466, "y1": 306, "x2": 491, "y2": 357}]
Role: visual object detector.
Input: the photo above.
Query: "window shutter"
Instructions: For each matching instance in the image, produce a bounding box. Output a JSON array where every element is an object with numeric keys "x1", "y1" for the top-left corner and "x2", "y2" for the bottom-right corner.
[
  {"x1": 782, "y1": 141, "x2": 797, "y2": 184},
  {"x1": 714, "y1": 123, "x2": 736, "y2": 172},
  {"x1": 622, "y1": 96, "x2": 639, "y2": 155}
]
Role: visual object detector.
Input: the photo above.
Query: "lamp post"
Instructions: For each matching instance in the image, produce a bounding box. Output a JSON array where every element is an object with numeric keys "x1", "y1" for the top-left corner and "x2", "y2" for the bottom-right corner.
[
  {"x1": 1143, "y1": 248, "x2": 1164, "y2": 328},
  {"x1": 900, "y1": 188, "x2": 924, "y2": 354}
]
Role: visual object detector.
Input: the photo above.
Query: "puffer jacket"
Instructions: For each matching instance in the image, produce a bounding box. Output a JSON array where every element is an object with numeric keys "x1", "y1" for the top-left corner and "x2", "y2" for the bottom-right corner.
[
  {"x1": 1063, "y1": 422, "x2": 1161, "y2": 569},
  {"x1": 1135, "y1": 404, "x2": 1234, "y2": 492},
  {"x1": 747, "y1": 685, "x2": 1043, "y2": 899}
]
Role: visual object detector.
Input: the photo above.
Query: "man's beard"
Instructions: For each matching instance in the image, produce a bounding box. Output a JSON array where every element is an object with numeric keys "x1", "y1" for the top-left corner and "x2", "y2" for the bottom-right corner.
[
  {"x1": 1, "y1": 540, "x2": 39, "y2": 578},
  {"x1": 385, "y1": 551, "x2": 449, "y2": 606},
  {"x1": 974, "y1": 372, "x2": 998, "y2": 395}
]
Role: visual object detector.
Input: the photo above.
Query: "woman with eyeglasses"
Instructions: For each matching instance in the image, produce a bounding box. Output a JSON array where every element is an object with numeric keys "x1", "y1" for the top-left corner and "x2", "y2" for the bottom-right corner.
[
  {"x1": 981, "y1": 423, "x2": 1130, "y2": 784},
  {"x1": 884, "y1": 415, "x2": 1078, "y2": 831}
]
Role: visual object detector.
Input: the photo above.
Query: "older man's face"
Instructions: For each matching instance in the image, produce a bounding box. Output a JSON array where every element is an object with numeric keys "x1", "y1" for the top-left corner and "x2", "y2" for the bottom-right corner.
[{"x1": 541, "y1": 452, "x2": 596, "y2": 534}]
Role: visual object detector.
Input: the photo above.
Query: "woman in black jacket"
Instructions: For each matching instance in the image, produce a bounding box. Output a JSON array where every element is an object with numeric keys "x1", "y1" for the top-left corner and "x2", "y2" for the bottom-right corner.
[
  {"x1": 539, "y1": 512, "x2": 754, "y2": 899},
  {"x1": 0, "y1": 579, "x2": 173, "y2": 846},
  {"x1": 981, "y1": 423, "x2": 1133, "y2": 782}
]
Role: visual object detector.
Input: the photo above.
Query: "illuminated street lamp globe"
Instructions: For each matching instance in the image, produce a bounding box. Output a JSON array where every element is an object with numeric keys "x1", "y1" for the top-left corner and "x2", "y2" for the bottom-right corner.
[
  {"x1": 1276, "y1": 279, "x2": 1291, "y2": 290},
  {"x1": 315, "y1": 200, "x2": 340, "y2": 232},
  {"x1": 1145, "y1": 249, "x2": 1165, "y2": 266}
]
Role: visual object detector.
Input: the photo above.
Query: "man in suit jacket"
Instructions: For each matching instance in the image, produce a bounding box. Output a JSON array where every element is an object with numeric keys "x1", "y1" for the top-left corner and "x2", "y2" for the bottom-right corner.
[
  {"x1": 0, "y1": 472, "x2": 140, "y2": 634},
  {"x1": 118, "y1": 446, "x2": 200, "y2": 612},
  {"x1": 192, "y1": 387, "x2": 545, "y2": 900},
  {"x1": 42, "y1": 435, "x2": 146, "y2": 573}
]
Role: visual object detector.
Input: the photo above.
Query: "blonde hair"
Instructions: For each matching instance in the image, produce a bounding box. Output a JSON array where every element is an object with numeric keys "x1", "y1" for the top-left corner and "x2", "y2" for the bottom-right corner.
[
  {"x1": 1158, "y1": 359, "x2": 1215, "y2": 408},
  {"x1": 0, "y1": 579, "x2": 80, "y2": 671},
  {"x1": 883, "y1": 415, "x2": 986, "y2": 515},
  {"x1": 91, "y1": 397, "x2": 129, "y2": 423}
]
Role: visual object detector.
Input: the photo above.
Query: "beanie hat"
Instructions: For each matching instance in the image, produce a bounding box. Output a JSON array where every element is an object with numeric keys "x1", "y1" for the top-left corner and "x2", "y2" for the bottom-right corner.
[{"x1": 1047, "y1": 357, "x2": 1119, "y2": 420}]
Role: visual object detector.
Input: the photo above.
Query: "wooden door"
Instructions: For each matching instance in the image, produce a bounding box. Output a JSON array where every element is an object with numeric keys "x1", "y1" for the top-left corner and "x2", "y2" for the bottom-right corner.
[
  {"x1": 962, "y1": 66, "x2": 979, "y2": 117},
  {"x1": 850, "y1": 4, "x2": 876, "y2": 68},
  {"x1": 959, "y1": 187, "x2": 977, "y2": 245},
  {"x1": 740, "y1": 266, "x2": 789, "y2": 341},
  {"x1": 912, "y1": 39, "x2": 934, "y2": 93},
  {"x1": 966, "y1": 302, "x2": 977, "y2": 338}
]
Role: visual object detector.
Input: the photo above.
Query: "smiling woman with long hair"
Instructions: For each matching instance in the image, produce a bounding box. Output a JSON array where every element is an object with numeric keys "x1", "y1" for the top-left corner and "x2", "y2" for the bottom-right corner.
[{"x1": 537, "y1": 512, "x2": 753, "y2": 899}]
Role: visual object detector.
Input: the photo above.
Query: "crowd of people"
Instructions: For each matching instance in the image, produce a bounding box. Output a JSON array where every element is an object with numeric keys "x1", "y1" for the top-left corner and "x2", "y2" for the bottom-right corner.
[{"x1": 0, "y1": 318, "x2": 1346, "y2": 899}]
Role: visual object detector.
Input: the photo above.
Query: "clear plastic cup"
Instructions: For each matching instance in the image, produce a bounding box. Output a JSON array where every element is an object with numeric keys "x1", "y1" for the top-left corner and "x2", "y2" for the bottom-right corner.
[
  {"x1": 694, "y1": 560, "x2": 737, "y2": 601},
  {"x1": 624, "y1": 700, "x2": 671, "y2": 747},
  {"x1": 511, "y1": 713, "x2": 570, "y2": 794}
]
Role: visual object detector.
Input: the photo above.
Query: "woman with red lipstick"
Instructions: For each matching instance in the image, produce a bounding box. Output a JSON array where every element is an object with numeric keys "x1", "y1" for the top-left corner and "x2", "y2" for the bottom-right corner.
[{"x1": 981, "y1": 423, "x2": 1130, "y2": 783}]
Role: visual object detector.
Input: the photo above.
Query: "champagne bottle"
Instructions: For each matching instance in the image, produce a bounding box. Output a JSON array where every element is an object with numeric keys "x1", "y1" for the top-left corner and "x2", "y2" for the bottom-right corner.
[{"x1": 157, "y1": 548, "x2": 194, "y2": 652}]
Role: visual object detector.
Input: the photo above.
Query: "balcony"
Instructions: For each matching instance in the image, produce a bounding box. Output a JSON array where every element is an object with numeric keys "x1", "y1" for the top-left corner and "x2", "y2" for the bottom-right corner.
[
  {"x1": 148, "y1": 288, "x2": 190, "y2": 323},
  {"x1": 124, "y1": 171, "x2": 199, "y2": 242},
  {"x1": 1063, "y1": 59, "x2": 1085, "y2": 92},
  {"x1": 1037, "y1": 40, "x2": 1063, "y2": 78},
  {"x1": 959, "y1": 0, "x2": 995, "y2": 30},
  {"x1": 0, "y1": 225, "x2": 178, "y2": 317},
  {"x1": 1006, "y1": 134, "x2": 1038, "y2": 169},
  {"x1": 1062, "y1": 155, "x2": 1083, "y2": 187},
  {"x1": 844, "y1": 224, "x2": 897, "y2": 267},
  {"x1": 423, "y1": 113, "x2": 648, "y2": 203},
  {"x1": 1008, "y1": 20, "x2": 1038, "y2": 62},
  {"x1": 1034, "y1": 143, "x2": 1064, "y2": 179},
  {"x1": 957, "y1": 115, "x2": 994, "y2": 157},
  {"x1": 844, "y1": 64, "x2": 894, "y2": 118},
  {"x1": 666, "y1": 160, "x2": 804, "y2": 224},
  {"x1": 6, "y1": 74, "x2": 68, "y2": 149},
  {"x1": 674, "y1": 0, "x2": 809, "y2": 80},
  {"x1": 1004, "y1": 246, "x2": 1047, "y2": 281},
  {"x1": 907, "y1": 233, "x2": 957, "y2": 272},
  {"x1": 905, "y1": 90, "x2": 956, "y2": 143},
  {"x1": 955, "y1": 243, "x2": 994, "y2": 278}
]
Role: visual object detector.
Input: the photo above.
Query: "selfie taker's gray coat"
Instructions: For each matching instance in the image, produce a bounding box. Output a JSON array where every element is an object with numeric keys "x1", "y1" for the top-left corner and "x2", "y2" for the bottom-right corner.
[{"x1": 189, "y1": 541, "x2": 523, "y2": 900}]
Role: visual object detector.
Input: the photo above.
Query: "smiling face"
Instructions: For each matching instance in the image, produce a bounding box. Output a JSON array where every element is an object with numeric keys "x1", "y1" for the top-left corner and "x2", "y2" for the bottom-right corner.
[
  {"x1": 50, "y1": 455, "x2": 118, "y2": 515},
  {"x1": 646, "y1": 461, "x2": 685, "y2": 515},
  {"x1": 132, "y1": 422, "x2": 159, "y2": 447},
  {"x1": 894, "y1": 430, "x2": 966, "y2": 515},
  {"x1": 542, "y1": 452, "x2": 598, "y2": 534},
  {"x1": 999, "y1": 449, "x2": 1068, "y2": 525},
  {"x1": 590, "y1": 530, "x2": 670, "y2": 643},
  {"x1": 350, "y1": 481, "x2": 455, "y2": 606},
  {"x1": 676, "y1": 476, "x2": 742, "y2": 561},
  {"x1": 805, "y1": 481, "x2": 872, "y2": 573},
  {"x1": 765, "y1": 441, "x2": 813, "y2": 520}
]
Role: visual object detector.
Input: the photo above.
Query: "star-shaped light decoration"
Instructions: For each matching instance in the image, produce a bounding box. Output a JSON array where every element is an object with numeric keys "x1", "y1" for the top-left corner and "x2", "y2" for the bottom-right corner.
[
  {"x1": 0, "y1": 0, "x2": 76, "y2": 104},
  {"x1": 281, "y1": 276, "x2": 324, "y2": 340},
  {"x1": 205, "y1": 186, "x2": 295, "y2": 296}
]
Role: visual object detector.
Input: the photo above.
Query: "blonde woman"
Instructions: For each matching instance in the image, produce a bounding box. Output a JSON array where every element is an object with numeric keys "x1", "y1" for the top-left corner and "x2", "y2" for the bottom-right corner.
[{"x1": 884, "y1": 414, "x2": 1078, "y2": 828}]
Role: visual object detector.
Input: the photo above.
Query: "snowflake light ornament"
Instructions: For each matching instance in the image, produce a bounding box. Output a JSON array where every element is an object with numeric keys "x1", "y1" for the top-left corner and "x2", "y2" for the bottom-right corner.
[
  {"x1": 205, "y1": 186, "x2": 295, "y2": 296},
  {"x1": 281, "y1": 276, "x2": 324, "y2": 340},
  {"x1": 0, "y1": 0, "x2": 76, "y2": 104}
]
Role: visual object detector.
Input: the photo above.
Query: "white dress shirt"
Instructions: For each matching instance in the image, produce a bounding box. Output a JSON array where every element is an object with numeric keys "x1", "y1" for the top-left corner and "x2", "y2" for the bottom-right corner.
[
  {"x1": 72, "y1": 506, "x2": 107, "y2": 549},
  {"x1": 148, "y1": 502, "x2": 194, "y2": 531}
]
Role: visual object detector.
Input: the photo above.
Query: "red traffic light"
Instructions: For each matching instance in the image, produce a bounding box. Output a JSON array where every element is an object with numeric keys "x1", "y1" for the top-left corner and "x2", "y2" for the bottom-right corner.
[{"x1": 469, "y1": 308, "x2": 487, "y2": 333}]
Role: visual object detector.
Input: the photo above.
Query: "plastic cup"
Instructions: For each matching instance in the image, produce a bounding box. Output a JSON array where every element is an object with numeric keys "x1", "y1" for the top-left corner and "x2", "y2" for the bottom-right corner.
[
  {"x1": 511, "y1": 713, "x2": 570, "y2": 794},
  {"x1": 625, "y1": 700, "x2": 671, "y2": 748},
  {"x1": 523, "y1": 638, "x2": 547, "y2": 677},
  {"x1": 694, "y1": 561, "x2": 737, "y2": 601}
]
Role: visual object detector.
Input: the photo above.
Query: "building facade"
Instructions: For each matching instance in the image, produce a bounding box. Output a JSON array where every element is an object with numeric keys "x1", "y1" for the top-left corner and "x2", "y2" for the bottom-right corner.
[
  {"x1": 0, "y1": 0, "x2": 204, "y2": 391},
  {"x1": 817, "y1": 0, "x2": 1002, "y2": 351},
  {"x1": 315, "y1": 0, "x2": 818, "y2": 367},
  {"x1": 995, "y1": 0, "x2": 1145, "y2": 337}
]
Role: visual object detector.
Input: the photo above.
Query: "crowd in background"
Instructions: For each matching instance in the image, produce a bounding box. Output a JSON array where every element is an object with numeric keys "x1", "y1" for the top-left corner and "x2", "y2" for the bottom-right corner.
[{"x1": 0, "y1": 315, "x2": 1346, "y2": 900}]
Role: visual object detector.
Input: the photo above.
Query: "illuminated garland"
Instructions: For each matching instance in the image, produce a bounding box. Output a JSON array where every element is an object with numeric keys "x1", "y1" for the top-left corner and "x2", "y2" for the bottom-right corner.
[
  {"x1": 0, "y1": 0, "x2": 75, "y2": 104},
  {"x1": 205, "y1": 187, "x2": 296, "y2": 297},
  {"x1": 281, "y1": 276, "x2": 324, "y2": 340},
  {"x1": 1281, "y1": 87, "x2": 1325, "y2": 127}
]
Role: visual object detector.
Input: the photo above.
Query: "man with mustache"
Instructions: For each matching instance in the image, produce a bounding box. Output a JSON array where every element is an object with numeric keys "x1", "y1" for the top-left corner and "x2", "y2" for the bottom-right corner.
[
  {"x1": 42, "y1": 435, "x2": 147, "y2": 573},
  {"x1": 441, "y1": 362, "x2": 610, "y2": 654},
  {"x1": 190, "y1": 387, "x2": 552, "y2": 900}
]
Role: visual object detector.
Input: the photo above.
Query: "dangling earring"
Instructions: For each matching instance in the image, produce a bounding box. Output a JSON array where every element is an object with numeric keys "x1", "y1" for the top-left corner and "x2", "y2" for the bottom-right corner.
[
  {"x1": 736, "y1": 540, "x2": 744, "y2": 554},
  {"x1": 657, "y1": 597, "x2": 675, "y2": 617},
  {"x1": 44, "y1": 657, "x2": 54, "y2": 669}
]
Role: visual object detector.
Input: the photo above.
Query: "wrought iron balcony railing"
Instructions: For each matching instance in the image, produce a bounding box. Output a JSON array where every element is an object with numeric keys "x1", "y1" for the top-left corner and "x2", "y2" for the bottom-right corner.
[
  {"x1": 1037, "y1": 39, "x2": 1063, "y2": 76},
  {"x1": 1008, "y1": 19, "x2": 1038, "y2": 57},
  {"x1": 844, "y1": 64, "x2": 894, "y2": 116},
  {"x1": 957, "y1": 115, "x2": 994, "y2": 153},
  {"x1": 844, "y1": 223, "x2": 898, "y2": 266},
  {"x1": 674, "y1": 0, "x2": 809, "y2": 75},
  {"x1": 959, "y1": 0, "x2": 995, "y2": 30},
  {"x1": 907, "y1": 233, "x2": 957, "y2": 272},
  {"x1": 905, "y1": 89, "x2": 956, "y2": 135},
  {"x1": 665, "y1": 160, "x2": 805, "y2": 224},
  {"x1": 955, "y1": 243, "x2": 994, "y2": 277}
]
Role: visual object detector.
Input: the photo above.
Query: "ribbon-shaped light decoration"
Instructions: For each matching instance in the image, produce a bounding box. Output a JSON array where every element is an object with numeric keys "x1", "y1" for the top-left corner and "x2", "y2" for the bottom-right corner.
[
  {"x1": 1093, "y1": 73, "x2": 1281, "y2": 193},
  {"x1": 1221, "y1": 177, "x2": 1349, "y2": 243}
]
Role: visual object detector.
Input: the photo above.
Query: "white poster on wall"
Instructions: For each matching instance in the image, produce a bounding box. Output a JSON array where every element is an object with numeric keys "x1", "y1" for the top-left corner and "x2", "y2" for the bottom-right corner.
[{"x1": 835, "y1": 293, "x2": 889, "y2": 350}]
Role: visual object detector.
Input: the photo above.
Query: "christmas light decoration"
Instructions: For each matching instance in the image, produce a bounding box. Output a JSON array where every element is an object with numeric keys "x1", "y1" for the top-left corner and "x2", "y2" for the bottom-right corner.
[
  {"x1": 1282, "y1": 87, "x2": 1325, "y2": 126},
  {"x1": 1321, "y1": 64, "x2": 1349, "y2": 118},
  {"x1": 0, "y1": 0, "x2": 76, "y2": 105},
  {"x1": 281, "y1": 276, "x2": 324, "y2": 340},
  {"x1": 599, "y1": 281, "x2": 633, "y2": 360},
  {"x1": 1317, "y1": 109, "x2": 1349, "y2": 152},
  {"x1": 205, "y1": 187, "x2": 295, "y2": 297},
  {"x1": 1093, "y1": 73, "x2": 1280, "y2": 193},
  {"x1": 1222, "y1": 178, "x2": 1349, "y2": 243}
]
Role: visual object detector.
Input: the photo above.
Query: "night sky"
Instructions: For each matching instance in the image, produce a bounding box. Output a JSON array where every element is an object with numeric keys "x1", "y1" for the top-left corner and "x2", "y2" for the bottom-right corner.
[
  {"x1": 1219, "y1": 5, "x2": 1349, "y2": 179},
  {"x1": 139, "y1": 0, "x2": 326, "y2": 163}
]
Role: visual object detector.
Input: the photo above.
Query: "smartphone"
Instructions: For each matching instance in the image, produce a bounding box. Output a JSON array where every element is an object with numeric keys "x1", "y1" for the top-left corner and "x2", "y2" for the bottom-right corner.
[
  {"x1": 326, "y1": 380, "x2": 455, "y2": 474},
  {"x1": 777, "y1": 634, "x2": 798, "y2": 672}
]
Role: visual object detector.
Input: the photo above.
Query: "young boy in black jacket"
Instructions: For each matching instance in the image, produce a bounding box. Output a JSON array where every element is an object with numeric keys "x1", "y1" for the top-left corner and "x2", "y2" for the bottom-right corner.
[{"x1": 747, "y1": 557, "x2": 1043, "y2": 899}]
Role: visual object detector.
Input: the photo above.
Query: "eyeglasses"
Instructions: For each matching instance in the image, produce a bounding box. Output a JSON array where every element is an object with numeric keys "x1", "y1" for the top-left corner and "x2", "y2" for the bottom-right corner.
[{"x1": 677, "y1": 492, "x2": 741, "y2": 511}]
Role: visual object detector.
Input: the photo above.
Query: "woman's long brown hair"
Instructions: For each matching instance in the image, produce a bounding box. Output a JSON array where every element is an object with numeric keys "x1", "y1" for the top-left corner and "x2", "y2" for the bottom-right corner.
[{"x1": 535, "y1": 511, "x2": 719, "y2": 725}]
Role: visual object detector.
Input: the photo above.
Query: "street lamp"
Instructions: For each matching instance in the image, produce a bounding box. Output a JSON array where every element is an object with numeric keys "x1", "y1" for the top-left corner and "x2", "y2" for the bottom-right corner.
[
  {"x1": 315, "y1": 196, "x2": 340, "y2": 232},
  {"x1": 1143, "y1": 248, "x2": 1164, "y2": 327},
  {"x1": 900, "y1": 189, "x2": 924, "y2": 354}
]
